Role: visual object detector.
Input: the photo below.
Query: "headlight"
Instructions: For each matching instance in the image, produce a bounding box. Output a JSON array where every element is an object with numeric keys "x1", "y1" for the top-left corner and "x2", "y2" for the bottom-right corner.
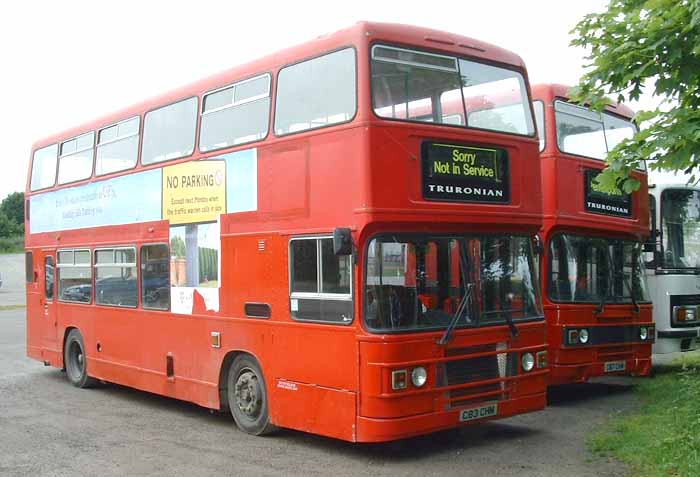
[
  {"x1": 579, "y1": 328, "x2": 589, "y2": 344},
  {"x1": 640, "y1": 327, "x2": 648, "y2": 340},
  {"x1": 675, "y1": 306, "x2": 699, "y2": 323},
  {"x1": 411, "y1": 367, "x2": 427, "y2": 387},
  {"x1": 685, "y1": 308, "x2": 697, "y2": 322},
  {"x1": 521, "y1": 353, "x2": 535, "y2": 372}
]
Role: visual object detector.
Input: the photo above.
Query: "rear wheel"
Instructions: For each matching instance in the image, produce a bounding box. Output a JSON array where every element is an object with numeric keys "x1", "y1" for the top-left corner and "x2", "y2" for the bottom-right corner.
[
  {"x1": 64, "y1": 329, "x2": 97, "y2": 388},
  {"x1": 227, "y1": 355, "x2": 276, "y2": 435}
]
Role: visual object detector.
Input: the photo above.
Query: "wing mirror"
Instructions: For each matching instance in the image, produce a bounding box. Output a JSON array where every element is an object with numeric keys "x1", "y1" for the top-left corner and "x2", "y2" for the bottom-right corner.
[{"x1": 333, "y1": 227, "x2": 353, "y2": 256}]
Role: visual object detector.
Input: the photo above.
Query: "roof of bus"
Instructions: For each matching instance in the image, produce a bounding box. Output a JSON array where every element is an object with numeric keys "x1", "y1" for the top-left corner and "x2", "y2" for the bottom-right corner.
[
  {"x1": 532, "y1": 83, "x2": 636, "y2": 119},
  {"x1": 31, "y1": 21, "x2": 528, "y2": 151}
]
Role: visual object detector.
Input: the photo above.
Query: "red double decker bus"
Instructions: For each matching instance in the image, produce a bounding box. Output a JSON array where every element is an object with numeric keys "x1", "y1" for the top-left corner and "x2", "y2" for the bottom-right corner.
[
  {"x1": 532, "y1": 84, "x2": 653, "y2": 385},
  {"x1": 25, "y1": 22, "x2": 547, "y2": 442}
]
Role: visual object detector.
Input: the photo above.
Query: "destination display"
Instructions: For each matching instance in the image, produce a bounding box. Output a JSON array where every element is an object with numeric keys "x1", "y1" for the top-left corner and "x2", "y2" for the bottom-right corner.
[
  {"x1": 584, "y1": 169, "x2": 632, "y2": 218},
  {"x1": 421, "y1": 142, "x2": 510, "y2": 203}
]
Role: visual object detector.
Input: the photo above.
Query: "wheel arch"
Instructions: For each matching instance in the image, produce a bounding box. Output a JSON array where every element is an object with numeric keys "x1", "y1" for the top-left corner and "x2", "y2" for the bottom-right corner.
[
  {"x1": 218, "y1": 349, "x2": 266, "y2": 413},
  {"x1": 60, "y1": 325, "x2": 79, "y2": 370}
]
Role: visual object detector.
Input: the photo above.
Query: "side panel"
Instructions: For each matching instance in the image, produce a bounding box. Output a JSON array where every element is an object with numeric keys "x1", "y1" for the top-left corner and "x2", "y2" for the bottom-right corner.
[{"x1": 271, "y1": 380, "x2": 357, "y2": 441}]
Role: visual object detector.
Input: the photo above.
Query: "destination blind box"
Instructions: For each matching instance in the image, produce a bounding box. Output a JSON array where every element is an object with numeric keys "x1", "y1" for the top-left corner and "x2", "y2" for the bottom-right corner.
[
  {"x1": 421, "y1": 141, "x2": 510, "y2": 204},
  {"x1": 583, "y1": 169, "x2": 632, "y2": 218}
]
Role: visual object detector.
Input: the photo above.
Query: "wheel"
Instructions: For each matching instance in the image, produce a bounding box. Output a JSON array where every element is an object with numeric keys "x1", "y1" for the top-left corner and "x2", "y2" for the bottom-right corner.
[
  {"x1": 227, "y1": 355, "x2": 276, "y2": 435},
  {"x1": 64, "y1": 329, "x2": 97, "y2": 388}
]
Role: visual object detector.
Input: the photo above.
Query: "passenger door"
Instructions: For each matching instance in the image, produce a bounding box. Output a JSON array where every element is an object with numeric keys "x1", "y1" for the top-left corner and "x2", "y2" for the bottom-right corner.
[{"x1": 40, "y1": 252, "x2": 58, "y2": 351}]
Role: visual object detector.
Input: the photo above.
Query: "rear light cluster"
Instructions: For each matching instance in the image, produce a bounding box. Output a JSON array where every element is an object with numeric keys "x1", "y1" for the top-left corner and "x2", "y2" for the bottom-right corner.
[
  {"x1": 567, "y1": 328, "x2": 590, "y2": 345},
  {"x1": 674, "y1": 305, "x2": 700, "y2": 325}
]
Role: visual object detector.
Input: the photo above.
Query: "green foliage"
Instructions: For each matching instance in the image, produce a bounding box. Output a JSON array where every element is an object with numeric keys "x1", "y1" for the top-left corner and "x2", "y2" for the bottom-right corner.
[
  {"x1": 589, "y1": 353, "x2": 700, "y2": 477},
  {"x1": 571, "y1": 0, "x2": 700, "y2": 193},
  {"x1": 0, "y1": 192, "x2": 24, "y2": 230},
  {"x1": 0, "y1": 210, "x2": 19, "y2": 237},
  {"x1": 0, "y1": 192, "x2": 23, "y2": 237},
  {"x1": 198, "y1": 247, "x2": 218, "y2": 283},
  {"x1": 0, "y1": 235, "x2": 23, "y2": 253}
]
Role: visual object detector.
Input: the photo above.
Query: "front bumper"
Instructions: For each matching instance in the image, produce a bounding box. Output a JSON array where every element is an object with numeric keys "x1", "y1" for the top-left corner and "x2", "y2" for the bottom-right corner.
[
  {"x1": 355, "y1": 392, "x2": 546, "y2": 442},
  {"x1": 548, "y1": 356, "x2": 652, "y2": 386}
]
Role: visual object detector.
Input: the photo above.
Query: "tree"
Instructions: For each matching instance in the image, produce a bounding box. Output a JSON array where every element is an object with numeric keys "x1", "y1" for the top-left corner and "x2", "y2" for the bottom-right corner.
[
  {"x1": 0, "y1": 210, "x2": 18, "y2": 237},
  {"x1": 0, "y1": 192, "x2": 24, "y2": 226},
  {"x1": 170, "y1": 235, "x2": 186, "y2": 259},
  {"x1": 570, "y1": 0, "x2": 700, "y2": 193}
]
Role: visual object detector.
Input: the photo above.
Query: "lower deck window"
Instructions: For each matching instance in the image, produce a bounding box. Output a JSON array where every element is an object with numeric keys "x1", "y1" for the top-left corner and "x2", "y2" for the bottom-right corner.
[
  {"x1": 57, "y1": 249, "x2": 92, "y2": 303},
  {"x1": 95, "y1": 247, "x2": 137, "y2": 307},
  {"x1": 141, "y1": 244, "x2": 170, "y2": 310},
  {"x1": 289, "y1": 237, "x2": 352, "y2": 324}
]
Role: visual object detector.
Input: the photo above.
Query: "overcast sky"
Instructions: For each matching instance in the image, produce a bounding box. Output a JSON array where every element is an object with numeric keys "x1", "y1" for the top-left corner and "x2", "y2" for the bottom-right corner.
[{"x1": 1, "y1": 0, "x2": 672, "y2": 200}]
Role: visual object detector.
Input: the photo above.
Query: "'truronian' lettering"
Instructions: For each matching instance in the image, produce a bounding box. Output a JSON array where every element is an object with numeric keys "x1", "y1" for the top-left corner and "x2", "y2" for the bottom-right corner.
[
  {"x1": 427, "y1": 184, "x2": 504, "y2": 198},
  {"x1": 586, "y1": 201, "x2": 629, "y2": 214}
]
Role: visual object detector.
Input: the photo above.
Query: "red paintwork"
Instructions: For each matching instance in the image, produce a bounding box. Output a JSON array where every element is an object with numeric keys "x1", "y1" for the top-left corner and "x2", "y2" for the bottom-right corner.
[
  {"x1": 532, "y1": 84, "x2": 652, "y2": 386},
  {"x1": 26, "y1": 22, "x2": 547, "y2": 442}
]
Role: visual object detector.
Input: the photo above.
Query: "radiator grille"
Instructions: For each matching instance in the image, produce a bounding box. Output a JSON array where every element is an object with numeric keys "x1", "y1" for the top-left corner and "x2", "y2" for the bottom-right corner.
[{"x1": 439, "y1": 342, "x2": 518, "y2": 408}]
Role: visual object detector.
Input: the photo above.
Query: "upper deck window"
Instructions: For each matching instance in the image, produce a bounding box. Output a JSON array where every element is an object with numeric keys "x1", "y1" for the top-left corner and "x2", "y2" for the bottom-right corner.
[
  {"x1": 58, "y1": 132, "x2": 94, "y2": 185},
  {"x1": 275, "y1": 48, "x2": 356, "y2": 135},
  {"x1": 200, "y1": 74, "x2": 270, "y2": 151},
  {"x1": 30, "y1": 144, "x2": 58, "y2": 191},
  {"x1": 142, "y1": 97, "x2": 198, "y2": 165},
  {"x1": 371, "y1": 45, "x2": 534, "y2": 136},
  {"x1": 96, "y1": 116, "x2": 140, "y2": 176},
  {"x1": 554, "y1": 100, "x2": 643, "y2": 170}
]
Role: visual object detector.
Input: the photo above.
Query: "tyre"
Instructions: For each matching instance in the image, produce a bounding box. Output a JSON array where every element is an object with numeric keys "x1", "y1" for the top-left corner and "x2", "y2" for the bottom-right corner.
[
  {"x1": 64, "y1": 329, "x2": 97, "y2": 388},
  {"x1": 227, "y1": 355, "x2": 276, "y2": 435}
]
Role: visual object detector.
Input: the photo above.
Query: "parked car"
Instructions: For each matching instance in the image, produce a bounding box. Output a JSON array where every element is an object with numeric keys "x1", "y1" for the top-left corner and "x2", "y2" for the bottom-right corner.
[{"x1": 61, "y1": 284, "x2": 91, "y2": 302}]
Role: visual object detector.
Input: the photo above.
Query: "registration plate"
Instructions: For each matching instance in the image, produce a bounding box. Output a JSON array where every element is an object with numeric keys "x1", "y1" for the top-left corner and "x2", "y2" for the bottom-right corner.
[
  {"x1": 459, "y1": 403, "x2": 498, "y2": 422},
  {"x1": 604, "y1": 361, "x2": 626, "y2": 373}
]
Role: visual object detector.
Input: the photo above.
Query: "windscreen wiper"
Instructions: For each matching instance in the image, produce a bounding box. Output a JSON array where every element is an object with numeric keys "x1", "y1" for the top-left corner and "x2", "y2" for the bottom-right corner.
[
  {"x1": 620, "y1": 244, "x2": 641, "y2": 313},
  {"x1": 503, "y1": 308, "x2": 519, "y2": 338},
  {"x1": 438, "y1": 240, "x2": 473, "y2": 345},
  {"x1": 438, "y1": 283, "x2": 473, "y2": 345},
  {"x1": 594, "y1": 241, "x2": 614, "y2": 315}
]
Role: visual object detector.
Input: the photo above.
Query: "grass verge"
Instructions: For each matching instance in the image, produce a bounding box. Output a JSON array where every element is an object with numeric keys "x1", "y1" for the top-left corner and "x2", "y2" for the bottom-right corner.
[
  {"x1": 0, "y1": 235, "x2": 23, "y2": 253},
  {"x1": 589, "y1": 353, "x2": 700, "y2": 477}
]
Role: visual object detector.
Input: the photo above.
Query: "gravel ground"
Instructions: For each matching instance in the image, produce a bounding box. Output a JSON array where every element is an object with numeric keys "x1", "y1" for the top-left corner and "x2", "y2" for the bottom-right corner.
[{"x1": 0, "y1": 253, "x2": 25, "y2": 306}]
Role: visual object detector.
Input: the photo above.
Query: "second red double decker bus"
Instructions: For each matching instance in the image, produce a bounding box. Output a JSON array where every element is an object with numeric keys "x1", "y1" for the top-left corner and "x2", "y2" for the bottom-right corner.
[
  {"x1": 532, "y1": 84, "x2": 654, "y2": 385},
  {"x1": 25, "y1": 22, "x2": 548, "y2": 442}
]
